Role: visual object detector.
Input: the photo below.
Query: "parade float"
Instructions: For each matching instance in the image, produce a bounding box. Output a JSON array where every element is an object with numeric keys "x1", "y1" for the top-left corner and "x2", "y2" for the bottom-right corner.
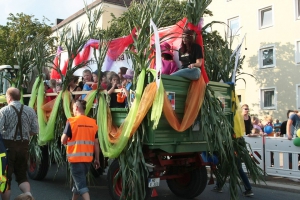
[{"x1": 0, "y1": 1, "x2": 264, "y2": 200}]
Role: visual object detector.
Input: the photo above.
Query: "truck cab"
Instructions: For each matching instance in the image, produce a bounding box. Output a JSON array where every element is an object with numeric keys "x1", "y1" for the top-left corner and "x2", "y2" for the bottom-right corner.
[{"x1": 0, "y1": 65, "x2": 20, "y2": 104}]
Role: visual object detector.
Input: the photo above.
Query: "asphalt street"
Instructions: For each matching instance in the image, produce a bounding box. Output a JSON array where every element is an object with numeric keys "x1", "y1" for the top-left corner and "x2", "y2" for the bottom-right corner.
[{"x1": 9, "y1": 165, "x2": 299, "y2": 200}]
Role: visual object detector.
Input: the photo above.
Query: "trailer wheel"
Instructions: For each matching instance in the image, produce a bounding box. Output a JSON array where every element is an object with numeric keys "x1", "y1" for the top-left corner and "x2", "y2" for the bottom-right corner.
[
  {"x1": 167, "y1": 166, "x2": 207, "y2": 199},
  {"x1": 27, "y1": 146, "x2": 49, "y2": 180},
  {"x1": 107, "y1": 159, "x2": 150, "y2": 200}
]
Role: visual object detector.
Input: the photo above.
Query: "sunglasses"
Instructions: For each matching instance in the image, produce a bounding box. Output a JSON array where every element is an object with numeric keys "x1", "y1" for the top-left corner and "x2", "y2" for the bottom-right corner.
[{"x1": 243, "y1": 108, "x2": 249, "y2": 110}]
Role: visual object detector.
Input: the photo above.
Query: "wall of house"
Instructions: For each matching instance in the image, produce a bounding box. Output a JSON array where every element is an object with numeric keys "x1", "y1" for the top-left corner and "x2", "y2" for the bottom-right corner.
[
  {"x1": 101, "y1": 3, "x2": 127, "y2": 29},
  {"x1": 51, "y1": 3, "x2": 127, "y2": 42},
  {"x1": 205, "y1": 0, "x2": 300, "y2": 122}
]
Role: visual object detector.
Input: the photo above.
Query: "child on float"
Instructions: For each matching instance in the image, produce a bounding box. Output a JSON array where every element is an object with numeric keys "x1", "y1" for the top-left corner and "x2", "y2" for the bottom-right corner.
[
  {"x1": 81, "y1": 69, "x2": 93, "y2": 99},
  {"x1": 122, "y1": 69, "x2": 134, "y2": 107},
  {"x1": 56, "y1": 82, "x2": 62, "y2": 93},
  {"x1": 158, "y1": 42, "x2": 178, "y2": 75},
  {"x1": 91, "y1": 70, "x2": 99, "y2": 90},
  {"x1": 107, "y1": 73, "x2": 125, "y2": 108},
  {"x1": 100, "y1": 71, "x2": 108, "y2": 90}
]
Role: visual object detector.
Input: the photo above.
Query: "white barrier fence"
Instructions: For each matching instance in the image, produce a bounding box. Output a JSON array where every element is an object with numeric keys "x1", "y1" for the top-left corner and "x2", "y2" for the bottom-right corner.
[{"x1": 244, "y1": 136, "x2": 300, "y2": 179}]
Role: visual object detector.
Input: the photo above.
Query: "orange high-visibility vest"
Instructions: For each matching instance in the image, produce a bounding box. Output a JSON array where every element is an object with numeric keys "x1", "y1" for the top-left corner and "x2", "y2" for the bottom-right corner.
[{"x1": 67, "y1": 115, "x2": 98, "y2": 163}]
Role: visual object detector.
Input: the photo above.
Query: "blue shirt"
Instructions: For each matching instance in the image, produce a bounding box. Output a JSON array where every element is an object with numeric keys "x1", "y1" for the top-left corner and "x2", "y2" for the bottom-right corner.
[
  {"x1": 126, "y1": 82, "x2": 132, "y2": 91},
  {"x1": 81, "y1": 84, "x2": 92, "y2": 99},
  {"x1": 289, "y1": 114, "x2": 300, "y2": 136},
  {"x1": 273, "y1": 122, "x2": 281, "y2": 132}
]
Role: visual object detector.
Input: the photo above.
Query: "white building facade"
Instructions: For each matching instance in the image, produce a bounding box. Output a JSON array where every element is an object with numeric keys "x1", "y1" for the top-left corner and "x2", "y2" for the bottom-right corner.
[
  {"x1": 51, "y1": 0, "x2": 131, "y2": 39},
  {"x1": 205, "y1": 0, "x2": 300, "y2": 121}
]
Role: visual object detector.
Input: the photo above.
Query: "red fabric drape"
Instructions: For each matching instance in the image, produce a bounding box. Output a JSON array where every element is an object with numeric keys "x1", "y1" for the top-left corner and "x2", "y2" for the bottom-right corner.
[
  {"x1": 74, "y1": 46, "x2": 91, "y2": 66},
  {"x1": 50, "y1": 56, "x2": 60, "y2": 79},
  {"x1": 107, "y1": 28, "x2": 136, "y2": 60}
]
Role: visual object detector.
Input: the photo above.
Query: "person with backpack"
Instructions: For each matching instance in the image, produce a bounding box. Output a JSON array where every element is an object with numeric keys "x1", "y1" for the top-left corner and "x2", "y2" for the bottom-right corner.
[{"x1": 0, "y1": 87, "x2": 39, "y2": 200}]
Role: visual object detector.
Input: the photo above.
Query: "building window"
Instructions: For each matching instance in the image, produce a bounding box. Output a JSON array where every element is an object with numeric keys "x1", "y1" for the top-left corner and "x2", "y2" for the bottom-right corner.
[
  {"x1": 259, "y1": 6, "x2": 273, "y2": 29},
  {"x1": 228, "y1": 17, "x2": 239, "y2": 37},
  {"x1": 259, "y1": 45, "x2": 275, "y2": 68},
  {"x1": 237, "y1": 95, "x2": 241, "y2": 103},
  {"x1": 296, "y1": 41, "x2": 300, "y2": 64},
  {"x1": 296, "y1": 0, "x2": 300, "y2": 19},
  {"x1": 261, "y1": 88, "x2": 276, "y2": 109}
]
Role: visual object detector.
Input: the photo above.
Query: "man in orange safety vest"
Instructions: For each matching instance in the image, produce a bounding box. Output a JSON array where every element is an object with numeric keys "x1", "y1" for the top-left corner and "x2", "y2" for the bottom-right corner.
[{"x1": 61, "y1": 100, "x2": 100, "y2": 200}]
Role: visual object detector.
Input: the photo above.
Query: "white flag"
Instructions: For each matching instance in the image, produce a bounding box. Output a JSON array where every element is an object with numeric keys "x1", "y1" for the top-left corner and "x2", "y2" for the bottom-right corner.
[{"x1": 150, "y1": 19, "x2": 162, "y2": 89}]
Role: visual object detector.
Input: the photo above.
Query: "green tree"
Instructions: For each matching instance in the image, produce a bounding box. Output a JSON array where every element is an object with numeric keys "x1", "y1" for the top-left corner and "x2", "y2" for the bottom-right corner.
[
  {"x1": 0, "y1": 13, "x2": 54, "y2": 66},
  {"x1": 106, "y1": 0, "x2": 187, "y2": 38}
]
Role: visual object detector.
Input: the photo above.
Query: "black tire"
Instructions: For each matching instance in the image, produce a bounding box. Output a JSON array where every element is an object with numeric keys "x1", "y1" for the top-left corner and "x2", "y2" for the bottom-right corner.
[
  {"x1": 166, "y1": 166, "x2": 207, "y2": 199},
  {"x1": 107, "y1": 159, "x2": 150, "y2": 200},
  {"x1": 27, "y1": 146, "x2": 49, "y2": 180}
]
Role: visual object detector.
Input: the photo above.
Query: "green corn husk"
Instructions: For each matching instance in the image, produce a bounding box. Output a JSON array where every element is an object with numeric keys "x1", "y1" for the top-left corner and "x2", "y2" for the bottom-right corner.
[
  {"x1": 37, "y1": 81, "x2": 63, "y2": 146},
  {"x1": 28, "y1": 77, "x2": 40, "y2": 108},
  {"x1": 149, "y1": 69, "x2": 164, "y2": 129},
  {"x1": 97, "y1": 69, "x2": 146, "y2": 158},
  {"x1": 63, "y1": 91, "x2": 72, "y2": 119},
  {"x1": 84, "y1": 90, "x2": 97, "y2": 116}
]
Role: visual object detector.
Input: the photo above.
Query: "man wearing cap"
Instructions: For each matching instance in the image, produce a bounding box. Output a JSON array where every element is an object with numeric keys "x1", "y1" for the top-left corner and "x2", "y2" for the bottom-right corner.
[{"x1": 0, "y1": 87, "x2": 38, "y2": 200}]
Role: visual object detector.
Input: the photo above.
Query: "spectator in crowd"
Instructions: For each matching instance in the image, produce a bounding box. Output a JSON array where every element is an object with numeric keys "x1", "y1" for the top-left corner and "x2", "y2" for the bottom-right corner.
[
  {"x1": 280, "y1": 110, "x2": 294, "y2": 137},
  {"x1": 242, "y1": 104, "x2": 252, "y2": 135},
  {"x1": 262, "y1": 115, "x2": 273, "y2": 128},
  {"x1": 273, "y1": 119, "x2": 281, "y2": 134},
  {"x1": 287, "y1": 111, "x2": 300, "y2": 140},
  {"x1": 250, "y1": 116, "x2": 263, "y2": 136},
  {"x1": 213, "y1": 104, "x2": 254, "y2": 196}
]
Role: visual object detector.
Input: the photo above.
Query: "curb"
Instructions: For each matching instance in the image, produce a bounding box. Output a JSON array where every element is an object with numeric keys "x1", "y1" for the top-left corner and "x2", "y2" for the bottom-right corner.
[
  {"x1": 252, "y1": 181, "x2": 300, "y2": 193},
  {"x1": 207, "y1": 174, "x2": 300, "y2": 193}
]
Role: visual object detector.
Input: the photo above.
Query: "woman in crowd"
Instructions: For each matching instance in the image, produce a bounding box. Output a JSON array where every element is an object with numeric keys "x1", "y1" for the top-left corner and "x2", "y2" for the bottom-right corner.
[
  {"x1": 68, "y1": 76, "x2": 82, "y2": 101},
  {"x1": 171, "y1": 29, "x2": 203, "y2": 80},
  {"x1": 242, "y1": 104, "x2": 252, "y2": 135}
]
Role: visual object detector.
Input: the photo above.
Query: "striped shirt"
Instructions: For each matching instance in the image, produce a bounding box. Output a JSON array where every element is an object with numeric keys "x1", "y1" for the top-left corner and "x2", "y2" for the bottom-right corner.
[{"x1": 0, "y1": 101, "x2": 39, "y2": 140}]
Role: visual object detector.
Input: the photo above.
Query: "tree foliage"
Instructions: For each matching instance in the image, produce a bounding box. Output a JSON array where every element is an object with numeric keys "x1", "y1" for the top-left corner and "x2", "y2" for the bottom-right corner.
[
  {"x1": 0, "y1": 13, "x2": 54, "y2": 66},
  {"x1": 106, "y1": 0, "x2": 187, "y2": 38}
]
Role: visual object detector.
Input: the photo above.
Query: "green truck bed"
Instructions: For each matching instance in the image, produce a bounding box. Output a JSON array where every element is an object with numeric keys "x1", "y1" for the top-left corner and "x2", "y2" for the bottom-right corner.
[{"x1": 111, "y1": 74, "x2": 233, "y2": 153}]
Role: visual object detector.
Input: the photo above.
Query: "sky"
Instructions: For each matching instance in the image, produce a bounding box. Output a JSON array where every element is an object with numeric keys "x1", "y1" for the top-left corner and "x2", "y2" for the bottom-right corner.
[{"x1": 0, "y1": 0, "x2": 95, "y2": 26}]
